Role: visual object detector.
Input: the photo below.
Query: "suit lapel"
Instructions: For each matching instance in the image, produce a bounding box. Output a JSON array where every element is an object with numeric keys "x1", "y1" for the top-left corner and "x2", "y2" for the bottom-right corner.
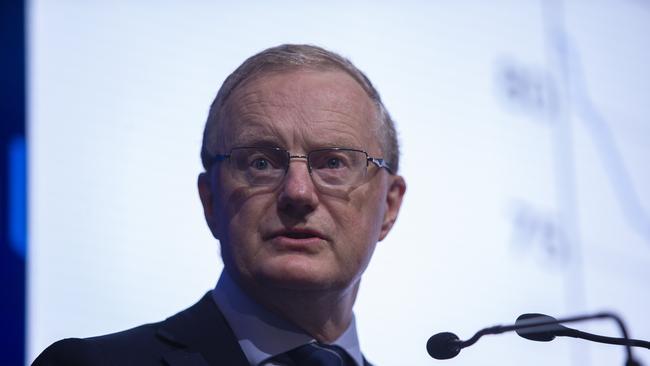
[{"x1": 156, "y1": 292, "x2": 250, "y2": 366}]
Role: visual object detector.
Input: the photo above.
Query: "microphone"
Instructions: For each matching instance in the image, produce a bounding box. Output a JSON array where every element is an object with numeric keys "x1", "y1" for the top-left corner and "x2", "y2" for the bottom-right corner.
[
  {"x1": 513, "y1": 312, "x2": 647, "y2": 366},
  {"x1": 515, "y1": 313, "x2": 574, "y2": 341},
  {"x1": 427, "y1": 311, "x2": 649, "y2": 365},
  {"x1": 426, "y1": 325, "x2": 501, "y2": 360},
  {"x1": 516, "y1": 313, "x2": 650, "y2": 348},
  {"x1": 426, "y1": 332, "x2": 462, "y2": 360}
]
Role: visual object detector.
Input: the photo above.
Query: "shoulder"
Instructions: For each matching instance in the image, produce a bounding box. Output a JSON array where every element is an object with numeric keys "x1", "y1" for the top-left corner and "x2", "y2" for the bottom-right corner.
[
  {"x1": 32, "y1": 338, "x2": 103, "y2": 366},
  {"x1": 31, "y1": 323, "x2": 163, "y2": 366},
  {"x1": 31, "y1": 292, "x2": 248, "y2": 366}
]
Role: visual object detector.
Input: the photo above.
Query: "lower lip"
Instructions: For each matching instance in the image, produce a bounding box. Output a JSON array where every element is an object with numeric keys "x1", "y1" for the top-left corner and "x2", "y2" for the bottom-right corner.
[{"x1": 270, "y1": 235, "x2": 324, "y2": 249}]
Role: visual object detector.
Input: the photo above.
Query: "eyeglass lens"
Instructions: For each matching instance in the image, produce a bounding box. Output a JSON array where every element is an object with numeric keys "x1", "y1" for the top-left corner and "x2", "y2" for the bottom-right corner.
[{"x1": 227, "y1": 147, "x2": 368, "y2": 188}]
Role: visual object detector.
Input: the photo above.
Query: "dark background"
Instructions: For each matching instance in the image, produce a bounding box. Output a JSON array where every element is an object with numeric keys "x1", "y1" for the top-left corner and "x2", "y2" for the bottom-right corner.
[{"x1": 1, "y1": 0, "x2": 26, "y2": 364}]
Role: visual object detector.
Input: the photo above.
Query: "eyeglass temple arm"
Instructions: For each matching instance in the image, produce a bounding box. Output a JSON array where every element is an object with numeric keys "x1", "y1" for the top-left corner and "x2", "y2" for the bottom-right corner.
[{"x1": 368, "y1": 157, "x2": 393, "y2": 173}]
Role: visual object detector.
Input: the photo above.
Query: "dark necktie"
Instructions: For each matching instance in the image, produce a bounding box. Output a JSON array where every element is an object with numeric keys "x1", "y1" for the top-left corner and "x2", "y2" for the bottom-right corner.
[{"x1": 268, "y1": 342, "x2": 356, "y2": 366}]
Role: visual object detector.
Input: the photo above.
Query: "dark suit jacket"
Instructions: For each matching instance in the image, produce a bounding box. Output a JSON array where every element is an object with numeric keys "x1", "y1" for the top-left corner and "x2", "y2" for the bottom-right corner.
[
  {"x1": 33, "y1": 292, "x2": 250, "y2": 366},
  {"x1": 32, "y1": 292, "x2": 373, "y2": 366}
]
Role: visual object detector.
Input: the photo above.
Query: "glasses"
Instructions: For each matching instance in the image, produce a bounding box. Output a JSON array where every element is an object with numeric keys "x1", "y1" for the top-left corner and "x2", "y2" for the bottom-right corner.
[{"x1": 210, "y1": 147, "x2": 392, "y2": 189}]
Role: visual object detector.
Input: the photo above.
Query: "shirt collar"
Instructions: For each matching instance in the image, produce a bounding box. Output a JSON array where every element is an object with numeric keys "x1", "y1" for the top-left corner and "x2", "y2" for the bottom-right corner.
[{"x1": 211, "y1": 271, "x2": 364, "y2": 366}]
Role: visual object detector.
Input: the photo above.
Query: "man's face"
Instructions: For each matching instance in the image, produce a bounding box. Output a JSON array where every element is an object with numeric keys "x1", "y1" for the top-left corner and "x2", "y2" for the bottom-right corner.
[{"x1": 199, "y1": 69, "x2": 405, "y2": 293}]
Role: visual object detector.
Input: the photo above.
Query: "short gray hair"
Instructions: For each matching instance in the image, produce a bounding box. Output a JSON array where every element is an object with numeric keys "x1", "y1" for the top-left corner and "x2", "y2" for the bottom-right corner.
[{"x1": 201, "y1": 44, "x2": 400, "y2": 173}]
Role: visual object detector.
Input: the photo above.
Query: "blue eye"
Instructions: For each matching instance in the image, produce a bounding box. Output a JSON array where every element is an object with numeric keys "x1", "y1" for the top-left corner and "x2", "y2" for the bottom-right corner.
[
  {"x1": 251, "y1": 158, "x2": 270, "y2": 170},
  {"x1": 326, "y1": 158, "x2": 342, "y2": 169}
]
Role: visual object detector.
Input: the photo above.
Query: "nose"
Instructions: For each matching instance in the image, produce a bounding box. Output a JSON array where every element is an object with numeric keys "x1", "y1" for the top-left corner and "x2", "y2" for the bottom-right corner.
[{"x1": 277, "y1": 158, "x2": 319, "y2": 217}]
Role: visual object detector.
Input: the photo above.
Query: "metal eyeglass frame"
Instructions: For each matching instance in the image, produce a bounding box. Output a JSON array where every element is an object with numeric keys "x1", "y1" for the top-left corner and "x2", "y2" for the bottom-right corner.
[{"x1": 210, "y1": 146, "x2": 394, "y2": 177}]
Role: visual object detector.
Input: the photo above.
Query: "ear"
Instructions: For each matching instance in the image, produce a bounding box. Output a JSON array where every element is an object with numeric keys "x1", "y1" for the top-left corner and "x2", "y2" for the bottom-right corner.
[
  {"x1": 198, "y1": 171, "x2": 222, "y2": 240},
  {"x1": 378, "y1": 174, "x2": 406, "y2": 241}
]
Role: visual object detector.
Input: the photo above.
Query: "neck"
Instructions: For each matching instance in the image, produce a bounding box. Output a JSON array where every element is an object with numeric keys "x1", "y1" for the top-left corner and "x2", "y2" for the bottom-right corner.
[{"x1": 239, "y1": 276, "x2": 360, "y2": 343}]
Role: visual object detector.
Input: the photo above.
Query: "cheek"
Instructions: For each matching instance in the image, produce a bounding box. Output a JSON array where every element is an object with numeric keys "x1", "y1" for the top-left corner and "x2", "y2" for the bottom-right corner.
[
  {"x1": 215, "y1": 167, "x2": 275, "y2": 231},
  {"x1": 329, "y1": 187, "x2": 386, "y2": 265},
  {"x1": 214, "y1": 182, "x2": 276, "y2": 262},
  {"x1": 355, "y1": 182, "x2": 387, "y2": 233}
]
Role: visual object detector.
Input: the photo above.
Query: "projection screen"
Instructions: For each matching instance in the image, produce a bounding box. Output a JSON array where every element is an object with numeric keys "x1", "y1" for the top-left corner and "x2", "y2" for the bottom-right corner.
[{"x1": 28, "y1": 1, "x2": 650, "y2": 365}]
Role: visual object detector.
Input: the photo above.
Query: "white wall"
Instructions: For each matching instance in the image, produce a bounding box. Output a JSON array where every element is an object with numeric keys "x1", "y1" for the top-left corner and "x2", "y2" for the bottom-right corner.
[{"x1": 28, "y1": 1, "x2": 650, "y2": 365}]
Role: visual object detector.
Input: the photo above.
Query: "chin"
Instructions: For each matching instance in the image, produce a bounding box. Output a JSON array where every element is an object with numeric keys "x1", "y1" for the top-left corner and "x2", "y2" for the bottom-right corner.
[{"x1": 256, "y1": 256, "x2": 349, "y2": 292}]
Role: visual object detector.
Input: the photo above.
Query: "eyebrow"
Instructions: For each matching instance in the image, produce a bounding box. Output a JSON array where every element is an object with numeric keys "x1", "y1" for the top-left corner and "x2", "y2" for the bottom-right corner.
[
  {"x1": 229, "y1": 134, "x2": 285, "y2": 149},
  {"x1": 226, "y1": 120, "x2": 365, "y2": 151}
]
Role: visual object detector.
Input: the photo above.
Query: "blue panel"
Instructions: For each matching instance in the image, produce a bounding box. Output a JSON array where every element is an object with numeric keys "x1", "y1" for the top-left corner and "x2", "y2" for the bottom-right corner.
[{"x1": 9, "y1": 136, "x2": 26, "y2": 259}]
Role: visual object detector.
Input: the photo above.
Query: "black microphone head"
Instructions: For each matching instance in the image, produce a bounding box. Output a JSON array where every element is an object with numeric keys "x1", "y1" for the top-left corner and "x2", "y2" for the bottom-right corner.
[
  {"x1": 515, "y1": 313, "x2": 569, "y2": 342},
  {"x1": 427, "y1": 332, "x2": 462, "y2": 360}
]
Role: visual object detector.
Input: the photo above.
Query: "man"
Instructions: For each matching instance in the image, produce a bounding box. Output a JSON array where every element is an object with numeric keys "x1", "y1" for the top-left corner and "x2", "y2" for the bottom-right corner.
[{"x1": 33, "y1": 44, "x2": 406, "y2": 366}]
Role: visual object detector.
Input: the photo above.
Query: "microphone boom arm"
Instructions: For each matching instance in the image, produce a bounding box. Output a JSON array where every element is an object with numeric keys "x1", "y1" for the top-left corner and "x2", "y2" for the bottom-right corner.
[{"x1": 428, "y1": 311, "x2": 647, "y2": 365}]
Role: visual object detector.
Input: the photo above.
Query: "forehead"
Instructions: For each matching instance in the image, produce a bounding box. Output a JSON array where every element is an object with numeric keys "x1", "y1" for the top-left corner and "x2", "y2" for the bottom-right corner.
[{"x1": 219, "y1": 69, "x2": 380, "y2": 152}]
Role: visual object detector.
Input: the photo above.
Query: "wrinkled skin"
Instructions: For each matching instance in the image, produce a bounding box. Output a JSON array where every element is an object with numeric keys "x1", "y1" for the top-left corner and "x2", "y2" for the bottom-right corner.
[{"x1": 198, "y1": 70, "x2": 406, "y2": 324}]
